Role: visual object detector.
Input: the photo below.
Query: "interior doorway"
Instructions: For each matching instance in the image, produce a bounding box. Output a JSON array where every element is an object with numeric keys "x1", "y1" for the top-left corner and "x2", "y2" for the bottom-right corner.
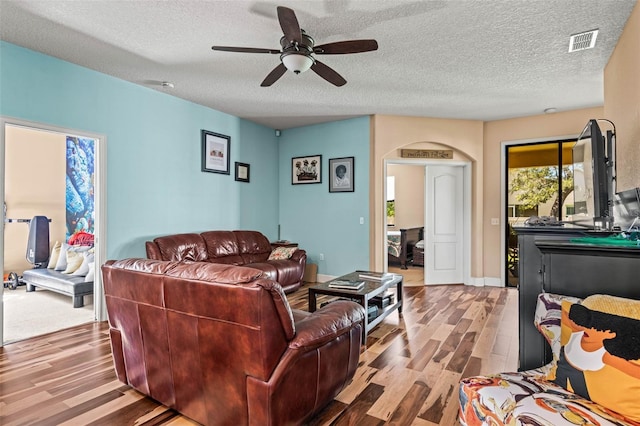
[
  {"x1": 1, "y1": 118, "x2": 107, "y2": 345},
  {"x1": 384, "y1": 159, "x2": 471, "y2": 286}
]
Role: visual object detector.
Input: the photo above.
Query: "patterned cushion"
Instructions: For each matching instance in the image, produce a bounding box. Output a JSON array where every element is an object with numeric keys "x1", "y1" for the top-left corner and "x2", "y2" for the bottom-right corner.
[
  {"x1": 459, "y1": 370, "x2": 633, "y2": 425},
  {"x1": 534, "y1": 292, "x2": 582, "y2": 376},
  {"x1": 459, "y1": 293, "x2": 640, "y2": 426},
  {"x1": 548, "y1": 297, "x2": 640, "y2": 422},
  {"x1": 268, "y1": 247, "x2": 297, "y2": 260}
]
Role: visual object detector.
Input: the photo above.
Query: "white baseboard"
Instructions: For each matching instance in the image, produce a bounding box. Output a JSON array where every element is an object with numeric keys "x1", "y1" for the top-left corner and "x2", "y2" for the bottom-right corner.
[
  {"x1": 484, "y1": 277, "x2": 503, "y2": 287},
  {"x1": 316, "y1": 273, "x2": 335, "y2": 283},
  {"x1": 465, "y1": 277, "x2": 504, "y2": 287},
  {"x1": 467, "y1": 277, "x2": 485, "y2": 287}
]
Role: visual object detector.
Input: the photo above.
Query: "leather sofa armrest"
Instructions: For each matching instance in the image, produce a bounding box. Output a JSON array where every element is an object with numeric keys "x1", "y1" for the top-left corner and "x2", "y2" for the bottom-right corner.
[
  {"x1": 289, "y1": 300, "x2": 364, "y2": 350},
  {"x1": 289, "y1": 249, "x2": 306, "y2": 264}
]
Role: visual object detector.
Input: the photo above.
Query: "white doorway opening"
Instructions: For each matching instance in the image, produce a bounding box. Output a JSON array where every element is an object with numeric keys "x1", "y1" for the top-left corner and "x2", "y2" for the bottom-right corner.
[
  {"x1": 384, "y1": 159, "x2": 471, "y2": 286},
  {"x1": 1, "y1": 117, "x2": 107, "y2": 345}
]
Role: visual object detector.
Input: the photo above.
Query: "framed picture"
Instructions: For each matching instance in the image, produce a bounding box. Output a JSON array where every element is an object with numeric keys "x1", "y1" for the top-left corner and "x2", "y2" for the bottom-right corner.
[
  {"x1": 201, "y1": 130, "x2": 230, "y2": 174},
  {"x1": 235, "y1": 162, "x2": 250, "y2": 183},
  {"x1": 329, "y1": 157, "x2": 354, "y2": 192},
  {"x1": 292, "y1": 155, "x2": 322, "y2": 185}
]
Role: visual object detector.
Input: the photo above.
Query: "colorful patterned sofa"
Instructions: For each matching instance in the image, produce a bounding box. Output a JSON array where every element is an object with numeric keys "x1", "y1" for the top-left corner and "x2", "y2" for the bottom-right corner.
[{"x1": 459, "y1": 292, "x2": 640, "y2": 426}]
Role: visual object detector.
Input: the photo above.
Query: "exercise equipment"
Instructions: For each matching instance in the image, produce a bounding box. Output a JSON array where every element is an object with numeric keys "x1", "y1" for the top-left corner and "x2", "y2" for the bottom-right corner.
[{"x1": 3, "y1": 210, "x2": 51, "y2": 289}]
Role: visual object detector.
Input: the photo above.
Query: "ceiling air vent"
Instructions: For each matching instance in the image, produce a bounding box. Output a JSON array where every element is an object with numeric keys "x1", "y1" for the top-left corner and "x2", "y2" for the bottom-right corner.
[{"x1": 568, "y1": 29, "x2": 599, "y2": 52}]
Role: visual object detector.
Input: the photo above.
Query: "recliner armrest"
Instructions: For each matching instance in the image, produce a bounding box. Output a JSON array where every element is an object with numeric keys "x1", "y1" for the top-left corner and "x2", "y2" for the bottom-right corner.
[{"x1": 289, "y1": 300, "x2": 365, "y2": 350}]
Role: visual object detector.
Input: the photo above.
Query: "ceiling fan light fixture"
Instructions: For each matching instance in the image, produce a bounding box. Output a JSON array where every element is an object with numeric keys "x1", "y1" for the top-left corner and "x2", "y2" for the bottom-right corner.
[{"x1": 281, "y1": 53, "x2": 313, "y2": 74}]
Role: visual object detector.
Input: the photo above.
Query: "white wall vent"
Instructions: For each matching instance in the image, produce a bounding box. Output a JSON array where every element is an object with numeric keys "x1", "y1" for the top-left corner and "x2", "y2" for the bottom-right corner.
[{"x1": 568, "y1": 29, "x2": 599, "y2": 52}]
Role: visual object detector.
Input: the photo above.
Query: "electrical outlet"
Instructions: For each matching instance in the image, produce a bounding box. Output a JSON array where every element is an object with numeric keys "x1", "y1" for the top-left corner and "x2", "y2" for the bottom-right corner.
[
  {"x1": 491, "y1": 218, "x2": 500, "y2": 225},
  {"x1": 319, "y1": 253, "x2": 324, "y2": 261},
  {"x1": 359, "y1": 217, "x2": 364, "y2": 224}
]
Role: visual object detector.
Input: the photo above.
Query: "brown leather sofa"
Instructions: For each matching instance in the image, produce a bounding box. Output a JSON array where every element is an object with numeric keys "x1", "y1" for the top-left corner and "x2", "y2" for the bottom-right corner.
[
  {"x1": 102, "y1": 258, "x2": 364, "y2": 426},
  {"x1": 145, "y1": 230, "x2": 306, "y2": 293}
]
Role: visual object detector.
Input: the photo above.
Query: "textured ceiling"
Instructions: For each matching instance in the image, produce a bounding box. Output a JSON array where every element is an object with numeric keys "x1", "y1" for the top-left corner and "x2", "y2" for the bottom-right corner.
[{"x1": 0, "y1": 0, "x2": 636, "y2": 129}]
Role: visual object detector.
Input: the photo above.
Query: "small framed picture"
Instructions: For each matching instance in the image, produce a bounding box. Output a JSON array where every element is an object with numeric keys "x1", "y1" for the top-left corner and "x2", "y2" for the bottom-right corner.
[
  {"x1": 292, "y1": 155, "x2": 322, "y2": 185},
  {"x1": 329, "y1": 157, "x2": 354, "y2": 192},
  {"x1": 201, "y1": 130, "x2": 230, "y2": 174},
  {"x1": 235, "y1": 162, "x2": 250, "y2": 183}
]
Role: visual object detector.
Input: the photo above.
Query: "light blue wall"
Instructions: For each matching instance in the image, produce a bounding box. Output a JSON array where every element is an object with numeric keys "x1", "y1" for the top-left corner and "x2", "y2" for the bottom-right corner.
[
  {"x1": 0, "y1": 42, "x2": 279, "y2": 259},
  {"x1": 278, "y1": 118, "x2": 370, "y2": 277}
]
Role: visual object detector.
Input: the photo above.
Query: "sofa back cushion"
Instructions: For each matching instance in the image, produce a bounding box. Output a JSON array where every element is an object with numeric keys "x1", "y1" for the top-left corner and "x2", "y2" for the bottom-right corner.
[
  {"x1": 200, "y1": 230, "x2": 244, "y2": 264},
  {"x1": 200, "y1": 230, "x2": 271, "y2": 265},
  {"x1": 153, "y1": 233, "x2": 208, "y2": 262},
  {"x1": 234, "y1": 230, "x2": 271, "y2": 264}
]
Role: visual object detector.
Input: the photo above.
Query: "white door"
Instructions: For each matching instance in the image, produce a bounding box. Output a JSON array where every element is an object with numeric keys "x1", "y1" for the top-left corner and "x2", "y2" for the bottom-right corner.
[{"x1": 424, "y1": 165, "x2": 464, "y2": 284}]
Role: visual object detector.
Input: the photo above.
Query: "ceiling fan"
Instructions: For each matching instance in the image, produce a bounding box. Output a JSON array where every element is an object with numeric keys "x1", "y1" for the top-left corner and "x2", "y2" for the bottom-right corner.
[{"x1": 211, "y1": 6, "x2": 378, "y2": 87}]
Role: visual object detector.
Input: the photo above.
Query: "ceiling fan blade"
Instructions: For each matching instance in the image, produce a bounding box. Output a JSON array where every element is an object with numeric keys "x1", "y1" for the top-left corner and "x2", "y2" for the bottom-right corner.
[
  {"x1": 212, "y1": 46, "x2": 280, "y2": 54},
  {"x1": 311, "y1": 60, "x2": 347, "y2": 87},
  {"x1": 261, "y1": 63, "x2": 288, "y2": 87},
  {"x1": 277, "y1": 6, "x2": 302, "y2": 44},
  {"x1": 314, "y1": 39, "x2": 379, "y2": 54}
]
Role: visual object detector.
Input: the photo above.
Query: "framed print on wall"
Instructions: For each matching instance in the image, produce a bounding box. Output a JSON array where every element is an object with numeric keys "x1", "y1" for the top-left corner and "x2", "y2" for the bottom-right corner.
[
  {"x1": 201, "y1": 130, "x2": 230, "y2": 174},
  {"x1": 235, "y1": 162, "x2": 250, "y2": 183},
  {"x1": 329, "y1": 157, "x2": 354, "y2": 192},
  {"x1": 292, "y1": 155, "x2": 322, "y2": 184}
]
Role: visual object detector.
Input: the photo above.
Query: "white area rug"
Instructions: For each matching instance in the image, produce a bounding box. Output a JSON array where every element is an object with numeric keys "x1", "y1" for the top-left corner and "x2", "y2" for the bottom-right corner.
[{"x1": 2, "y1": 286, "x2": 94, "y2": 344}]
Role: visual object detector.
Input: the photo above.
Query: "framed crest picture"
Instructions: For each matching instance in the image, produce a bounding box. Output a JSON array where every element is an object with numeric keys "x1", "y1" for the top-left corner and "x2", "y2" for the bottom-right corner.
[
  {"x1": 201, "y1": 130, "x2": 230, "y2": 174},
  {"x1": 235, "y1": 162, "x2": 250, "y2": 182},
  {"x1": 329, "y1": 157, "x2": 354, "y2": 192},
  {"x1": 292, "y1": 155, "x2": 322, "y2": 184}
]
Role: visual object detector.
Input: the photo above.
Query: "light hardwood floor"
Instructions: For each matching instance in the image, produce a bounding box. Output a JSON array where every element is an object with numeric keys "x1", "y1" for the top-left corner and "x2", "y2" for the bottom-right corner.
[{"x1": 0, "y1": 267, "x2": 518, "y2": 425}]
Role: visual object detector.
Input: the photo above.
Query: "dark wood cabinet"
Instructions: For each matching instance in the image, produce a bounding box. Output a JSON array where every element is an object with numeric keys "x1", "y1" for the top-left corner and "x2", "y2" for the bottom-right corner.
[{"x1": 514, "y1": 226, "x2": 640, "y2": 371}]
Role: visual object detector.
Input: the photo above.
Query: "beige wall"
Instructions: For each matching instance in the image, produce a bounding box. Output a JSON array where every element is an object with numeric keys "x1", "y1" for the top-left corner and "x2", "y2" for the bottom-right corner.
[
  {"x1": 605, "y1": 0, "x2": 640, "y2": 192},
  {"x1": 387, "y1": 164, "x2": 425, "y2": 230},
  {"x1": 4, "y1": 127, "x2": 66, "y2": 273},
  {"x1": 371, "y1": 115, "x2": 483, "y2": 276},
  {"x1": 371, "y1": 4, "x2": 639, "y2": 284},
  {"x1": 482, "y1": 107, "x2": 603, "y2": 279}
]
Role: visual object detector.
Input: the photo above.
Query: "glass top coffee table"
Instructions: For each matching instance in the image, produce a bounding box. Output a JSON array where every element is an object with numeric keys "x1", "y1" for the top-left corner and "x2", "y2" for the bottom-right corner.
[{"x1": 308, "y1": 271, "x2": 403, "y2": 344}]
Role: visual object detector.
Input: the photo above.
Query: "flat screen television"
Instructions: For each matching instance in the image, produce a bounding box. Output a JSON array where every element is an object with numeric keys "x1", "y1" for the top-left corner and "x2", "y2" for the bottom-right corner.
[{"x1": 572, "y1": 119, "x2": 610, "y2": 227}]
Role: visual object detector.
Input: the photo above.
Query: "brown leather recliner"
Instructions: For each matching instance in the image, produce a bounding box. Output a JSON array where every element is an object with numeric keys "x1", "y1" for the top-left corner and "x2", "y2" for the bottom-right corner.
[
  {"x1": 102, "y1": 258, "x2": 364, "y2": 426},
  {"x1": 145, "y1": 230, "x2": 306, "y2": 293}
]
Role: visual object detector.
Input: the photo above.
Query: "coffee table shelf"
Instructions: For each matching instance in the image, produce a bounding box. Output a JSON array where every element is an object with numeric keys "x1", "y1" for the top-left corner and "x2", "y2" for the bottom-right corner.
[{"x1": 308, "y1": 271, "x2": 403, "y2": 344}]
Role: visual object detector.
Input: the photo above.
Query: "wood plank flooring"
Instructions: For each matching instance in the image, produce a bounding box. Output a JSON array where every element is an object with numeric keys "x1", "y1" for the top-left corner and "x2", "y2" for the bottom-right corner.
[{"x1": 0, "y1": 268, "x2": 518, "y2": 425}]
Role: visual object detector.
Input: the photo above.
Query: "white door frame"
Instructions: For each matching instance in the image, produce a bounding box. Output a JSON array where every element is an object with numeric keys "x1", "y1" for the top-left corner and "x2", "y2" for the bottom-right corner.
[
  {"x1": 384, "y1": 159, "x2": 471, "y2": 286},
  {"x1": 0, "y1": 117, "x2": 108, "y2": 345}
]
